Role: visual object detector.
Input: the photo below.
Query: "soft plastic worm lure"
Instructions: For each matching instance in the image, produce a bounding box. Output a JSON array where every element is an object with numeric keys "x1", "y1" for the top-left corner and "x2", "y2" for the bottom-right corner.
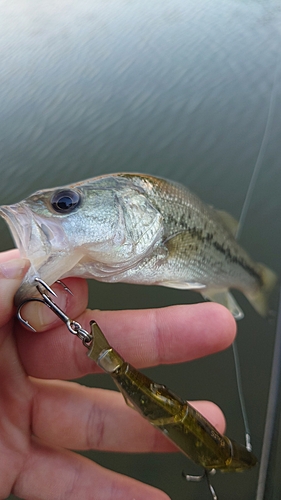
[{"x1": 17, "y1": 279, "x2": 257, "y2": 499}]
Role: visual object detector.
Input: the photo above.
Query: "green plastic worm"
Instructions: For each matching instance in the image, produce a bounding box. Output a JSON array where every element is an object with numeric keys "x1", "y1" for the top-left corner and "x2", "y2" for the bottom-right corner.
[{"x1": 88, "y1": 321, "x2": 257, "y2": 473}]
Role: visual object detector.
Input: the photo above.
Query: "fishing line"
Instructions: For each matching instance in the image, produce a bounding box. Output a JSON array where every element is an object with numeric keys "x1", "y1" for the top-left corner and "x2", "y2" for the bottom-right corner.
[
  {"x1": 256, "y1": 285, "x2": 281, "y2": 500},
  {"x1": 235, "y1": 48, "x2": 279, "y2": 241},
  {"x1": 253, "y1": 46, "x2": 281, "y2": 500},
  {"x1": 231, "y1": 340, "x2": 252, "y2": 450},
  {"x1": 233, "y1": 48, "x2": 279, "y2": 452}
]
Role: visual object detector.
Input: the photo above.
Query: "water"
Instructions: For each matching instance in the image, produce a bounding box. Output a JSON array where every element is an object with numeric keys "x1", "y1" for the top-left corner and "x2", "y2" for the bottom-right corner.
[{"x1": 1, "y1": 0, "x2": 281, "y2": 498}]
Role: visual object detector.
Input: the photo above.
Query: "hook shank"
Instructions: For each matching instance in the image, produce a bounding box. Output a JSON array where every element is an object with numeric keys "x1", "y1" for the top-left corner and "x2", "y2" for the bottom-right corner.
[{"x1": 16, "y1": 278, "x2": 92, "y2": 345}]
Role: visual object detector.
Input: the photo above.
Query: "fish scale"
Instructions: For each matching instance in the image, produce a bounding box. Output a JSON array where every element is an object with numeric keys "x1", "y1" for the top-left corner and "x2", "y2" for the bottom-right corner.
[{"x1": 0, "y1": 173, "x2": 277, "y2": 317}]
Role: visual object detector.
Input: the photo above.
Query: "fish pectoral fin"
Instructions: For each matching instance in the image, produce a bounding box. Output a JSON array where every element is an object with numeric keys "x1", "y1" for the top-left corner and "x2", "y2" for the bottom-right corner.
[
  {"x1": 164, "y1": 231, "x2": 200, "y2": 256},
  {"x1": 160, "y1": 281, "x2": 206, "y2": 290},
  {"x1": 202, "y1": 289, "x2": 244, "y2": 320}
]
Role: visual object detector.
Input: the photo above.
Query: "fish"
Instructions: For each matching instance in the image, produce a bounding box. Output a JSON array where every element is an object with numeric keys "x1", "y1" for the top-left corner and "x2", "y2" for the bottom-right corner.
[{"x1": 0, "y1": 173, "x2": 277, "y2": 317}]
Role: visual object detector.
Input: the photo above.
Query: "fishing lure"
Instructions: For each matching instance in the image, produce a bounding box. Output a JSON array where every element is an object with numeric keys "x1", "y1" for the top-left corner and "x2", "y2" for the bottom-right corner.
[{"x1": 17, "y1": 278, "x2": 257, "y2": 499}]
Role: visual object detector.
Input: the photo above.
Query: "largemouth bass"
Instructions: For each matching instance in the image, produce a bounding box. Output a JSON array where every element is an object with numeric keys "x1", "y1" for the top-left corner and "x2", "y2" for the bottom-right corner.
[{"x1": 0, "y1": 173, "x2": 277, "y2": 318}]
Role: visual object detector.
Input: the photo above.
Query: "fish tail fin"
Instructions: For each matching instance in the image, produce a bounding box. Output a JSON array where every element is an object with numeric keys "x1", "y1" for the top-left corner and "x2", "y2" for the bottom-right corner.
[{"x1": 245, "y1": 264, "x2": 278, "y2": 317}]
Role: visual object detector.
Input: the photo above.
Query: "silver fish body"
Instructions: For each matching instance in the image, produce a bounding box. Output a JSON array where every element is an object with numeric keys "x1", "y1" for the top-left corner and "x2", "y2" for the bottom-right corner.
[{"x1": 0, "y1": 173, "x2": 277, "y2": 317}]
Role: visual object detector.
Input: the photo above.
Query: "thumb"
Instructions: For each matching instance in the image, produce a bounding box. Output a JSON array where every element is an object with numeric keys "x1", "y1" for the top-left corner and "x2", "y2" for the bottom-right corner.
[{"x1": 0, "y1": 258, "x2": 30, "y2": 328}]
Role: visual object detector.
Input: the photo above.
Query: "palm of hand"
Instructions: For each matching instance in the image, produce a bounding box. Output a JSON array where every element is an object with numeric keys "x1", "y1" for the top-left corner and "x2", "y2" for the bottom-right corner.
[{"x1": 0, "y1": 251, "x2": 235, "y2": 500}]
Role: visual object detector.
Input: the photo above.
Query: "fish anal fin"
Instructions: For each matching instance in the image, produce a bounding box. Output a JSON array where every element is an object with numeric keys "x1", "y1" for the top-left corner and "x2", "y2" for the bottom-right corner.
[
  {"x1": 161, "y1": 281, "x2": 206, "y2": 290},
  {"x1": 202, "y1": 289, "x2": 244, "y2": 320}
]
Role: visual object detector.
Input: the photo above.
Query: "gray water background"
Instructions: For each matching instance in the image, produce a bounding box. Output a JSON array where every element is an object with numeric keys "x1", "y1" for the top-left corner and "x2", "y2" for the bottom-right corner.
[{"x1": 1, "y1": 0, "x2": 281, "y2": 498}]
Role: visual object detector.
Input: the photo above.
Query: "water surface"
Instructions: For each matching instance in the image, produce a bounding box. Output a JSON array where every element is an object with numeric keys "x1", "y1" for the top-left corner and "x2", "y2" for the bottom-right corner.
[{"x1": 1, "y1": 1, "x2": 281, "y2": 498}]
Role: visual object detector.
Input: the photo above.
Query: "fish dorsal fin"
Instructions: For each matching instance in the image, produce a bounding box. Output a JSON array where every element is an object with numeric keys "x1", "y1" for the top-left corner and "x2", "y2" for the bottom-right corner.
[{"x1": 215, "y1": 209, "x2": 239, "y2": 236}]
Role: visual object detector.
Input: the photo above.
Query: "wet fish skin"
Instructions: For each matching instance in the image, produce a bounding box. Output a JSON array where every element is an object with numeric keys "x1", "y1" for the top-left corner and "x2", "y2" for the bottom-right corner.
[{"x1": 0, "y1": 173, "x2": 277, "y2": 317}]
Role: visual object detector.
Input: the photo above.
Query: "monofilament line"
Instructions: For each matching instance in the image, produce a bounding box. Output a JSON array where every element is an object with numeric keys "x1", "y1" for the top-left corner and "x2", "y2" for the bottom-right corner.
[
  {"x1": 234, "y1": 50, "x2": 279, "y2": 451},
  {"x1": 256, "y1": 286, "x2": 281, "y2": 500},
  {"x1": 235, "y1": 49, "x2": 279, "y2": 241}
]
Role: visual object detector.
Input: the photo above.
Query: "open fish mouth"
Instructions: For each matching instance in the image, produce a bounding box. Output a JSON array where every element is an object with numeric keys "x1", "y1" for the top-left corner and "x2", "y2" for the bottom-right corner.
[
  {"x1": 0, "y1": 204, "x2": 32, "y2": 258},
  {"x1": 0, "y1": 203, "x2": 64, "y2": 264},
  {"x1": 0, "y1": 202, "x2": 73, "y2": 304}
]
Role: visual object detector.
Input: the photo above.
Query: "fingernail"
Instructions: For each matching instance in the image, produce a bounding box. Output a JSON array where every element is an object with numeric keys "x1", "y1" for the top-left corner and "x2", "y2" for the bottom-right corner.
[
  {"x1": 38, "y1": 290, "x2": 67, "y2": 327},
  {"x1": 0, "y1": 258, "x2": 30, "y2": 279}
]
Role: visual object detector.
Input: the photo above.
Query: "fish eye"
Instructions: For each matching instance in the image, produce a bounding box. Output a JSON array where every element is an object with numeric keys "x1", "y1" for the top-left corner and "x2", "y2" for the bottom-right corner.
[{"x1": 50, "y1": 189, "x2": 81, "y2": 214}]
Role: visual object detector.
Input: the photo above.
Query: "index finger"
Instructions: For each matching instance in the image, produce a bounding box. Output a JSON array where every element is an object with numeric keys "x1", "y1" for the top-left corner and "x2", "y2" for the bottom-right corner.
[
  {"x1": 15, "y1": 278, "x2": 236, "y2": 379},
  {"x1": 0, "y1": 248, "x2": 20, "y2": 263}
]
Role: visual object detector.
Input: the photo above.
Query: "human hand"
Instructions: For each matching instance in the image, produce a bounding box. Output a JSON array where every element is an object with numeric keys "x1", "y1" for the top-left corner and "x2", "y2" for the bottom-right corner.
[{"x1": 0, "y1": 249, "x2": 236, "y2": 500}]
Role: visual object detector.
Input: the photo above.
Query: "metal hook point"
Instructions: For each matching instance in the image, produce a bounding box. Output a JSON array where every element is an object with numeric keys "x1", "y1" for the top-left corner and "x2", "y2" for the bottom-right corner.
[
  {"x1": 16, "y1": 278, "x2": 69, "y2": 332},
  {"x1": 17, "y1": 297, "x2": 46, "y2": 332},
  {"x1": 16, "y1": 277, "x2": 93, "y2": 346},
  {"x1": 56, "y1": 280, "x2": 73, "y2": 295},
  {"x1": 183, "y1": 468, "x2": 217, "y2": 500}
]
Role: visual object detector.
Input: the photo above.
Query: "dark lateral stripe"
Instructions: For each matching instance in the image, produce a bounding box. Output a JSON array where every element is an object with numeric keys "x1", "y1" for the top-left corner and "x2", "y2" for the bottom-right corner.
[
  {"x1": 164, "y1": 218, "x2": 262, "y2": 286},
  {"x1": 211, "y1": 241, "x2": 262, "y2": 285}
]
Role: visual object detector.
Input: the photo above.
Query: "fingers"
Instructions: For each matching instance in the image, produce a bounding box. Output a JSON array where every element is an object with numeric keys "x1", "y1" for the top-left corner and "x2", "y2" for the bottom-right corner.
[
  {"x1": 31, "y1": 379, "x2": 226, "y2": 453},
  {"x1": 21, "y1": 278, "x2": 88, "y2": 331},
  {"x1": 13, "y1": 438, "x2": 170, "y2": 500},
  {"x1": 16, "y1": 280, "x2": 236, "y2": 379},
  {"x1": 0, "y1": 248, "x2": 20, "y2": 263},
  {"x1": 0, "y1": 258, "x2": 30, "y2": 331},
  {"x1": 92, "y1": 302, "x2": 236, "y2": 364}
]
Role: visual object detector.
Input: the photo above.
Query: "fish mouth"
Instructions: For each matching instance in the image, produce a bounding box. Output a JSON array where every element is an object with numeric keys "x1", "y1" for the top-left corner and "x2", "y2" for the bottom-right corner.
[
  {"x1": 0, "y1": 204, "x2": 32, "y2": 258},
  {"x1": 0, "y1": 203, "x2": 69, "y2": 267}
]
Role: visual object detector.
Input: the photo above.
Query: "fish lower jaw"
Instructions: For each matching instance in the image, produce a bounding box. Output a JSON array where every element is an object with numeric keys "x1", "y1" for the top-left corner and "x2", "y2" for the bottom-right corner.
[{"x1": 13, "y1": 261, "x2": 56, "y2": 306}]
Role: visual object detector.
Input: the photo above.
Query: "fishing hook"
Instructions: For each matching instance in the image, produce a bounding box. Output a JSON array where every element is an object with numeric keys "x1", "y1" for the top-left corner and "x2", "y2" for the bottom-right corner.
[
  {"x1": 183, "y1": 468, "x2": 217, "y2": 500},
  {"x1": 16, "y1": 278, "x2": 256, "y2": 500},
  {"x1": 17, "y1": 278, "x2": 92, "y2": 347}
]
